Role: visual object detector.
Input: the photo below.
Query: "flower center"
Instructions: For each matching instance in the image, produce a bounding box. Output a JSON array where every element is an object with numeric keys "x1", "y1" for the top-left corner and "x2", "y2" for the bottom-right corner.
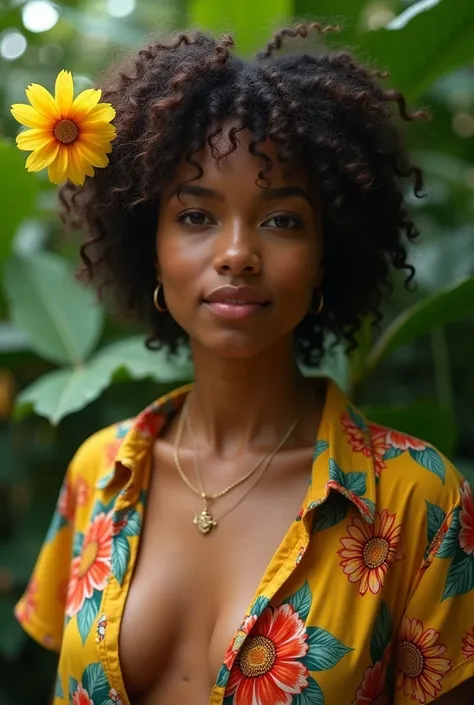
[
  {"x1": 79, "y1": 541, "x2": 99, "y2": 577},
  {"x1": 239, "y1": 635, "x2": 276, "y2": 677},
  {"x1": 363, "y1": 537, "x2": 390, "y2": 568},
  {"x1": 54, "y1": 118, "x2": 79, "y2": 144},
  {"x1": 396, "y1": 640, "x2": 424, "y2": 678}
]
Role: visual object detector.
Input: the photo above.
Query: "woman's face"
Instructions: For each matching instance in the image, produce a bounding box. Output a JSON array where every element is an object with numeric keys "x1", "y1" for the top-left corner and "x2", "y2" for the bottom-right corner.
[{"x1": 156, "y1": 126, "x2": 323, "y2": 359}]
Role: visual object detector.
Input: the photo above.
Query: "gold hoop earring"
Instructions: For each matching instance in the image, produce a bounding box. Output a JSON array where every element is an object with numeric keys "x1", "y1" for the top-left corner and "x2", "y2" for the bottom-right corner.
[
  {"x1": 310, "y1": 289, "x2": 324, "y2": 316},
  {"x1": 153, "y1": 283, "x2": 168, "y2": 313}
]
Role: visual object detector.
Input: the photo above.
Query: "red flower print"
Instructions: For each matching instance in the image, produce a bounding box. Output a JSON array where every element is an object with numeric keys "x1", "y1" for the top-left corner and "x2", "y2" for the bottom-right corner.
[
  {"x1": 352, "y1": 658, "x2": 389, "y2": 705},
  {"x1": 66, "y1": 511, "x2": 113, "y2": 617},
  {"x1": 385, "y1": 430, "x2": 425, "y2": 451},
  {"x1": 72, "y1": 684, "x2": 93, "y2": 705},
  {"x1": 76, "y1": 476, "x2": 90, "y2": 508},
  {"x1": 135, "y1": 409, "x2": 166, "y2": 439},
  {"x1": 459, "y1": 479, "x2": 474, "y2": 555},
  {"x1": 223, "y1": 615, "x2": 258, "y2": 670},
  {"x1": 16, "y1": 578, "x2": 38, "y2": 623},
  {"x1": 105, "y1": 438, "x2": 122, "y2": 465},
  {"x1": 58, "y1": 478, "x2": 74, "y2": 522},
  {"x1": 396, "y1": 617, "x2": 451, "y2": 703},
  {"x1": 341, "y1": 414, "x2": 389, "y2": 478},
  {"x1": 225, "y1": 603, "x2": 309, "y2": 705},
  {"x1": 338, "y1": 509, "x2": 404, "y2": 595},
  {"x1": 462, "y1": 628, "x2": 474, "y2": 659}
]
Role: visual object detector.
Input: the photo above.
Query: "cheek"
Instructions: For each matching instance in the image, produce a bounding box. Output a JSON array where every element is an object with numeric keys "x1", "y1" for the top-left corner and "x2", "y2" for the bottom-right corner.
[{"x1": 268, "y1": 243, "x2": 320, "y2": 302}]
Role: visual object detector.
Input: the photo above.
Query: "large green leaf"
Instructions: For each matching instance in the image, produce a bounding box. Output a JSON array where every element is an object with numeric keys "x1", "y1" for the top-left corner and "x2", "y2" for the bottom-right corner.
[
  {"x1": 15, "y1": 358, "x2": 115, "y2": 425},
  {"x1": 0, "y1": 140, "x2": 40, "y2": 262},
  {"x1": 15, "y1": 337, "x2": 193, "y2": 424},
  {"x1": 362, "y1": 401, "x2": 458, "y2": 457},
  {"x1": 366, "y1": 276, "x2": 474, "y2": 373},
  {"x1": 188, "y1": 0, "x2": 292, "y2": 56},
  {"x1": 92, "y1": 336, "x2": 194, "y2": 382},
  {"x1": 3, "y1": 252, "x2": 103, "y2": 366},
  {"x1": 360, "y1": 0, "x2": 474, "y2": 100}
]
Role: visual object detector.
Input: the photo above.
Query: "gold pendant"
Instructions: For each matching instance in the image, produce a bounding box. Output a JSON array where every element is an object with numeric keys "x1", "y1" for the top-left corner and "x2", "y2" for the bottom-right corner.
[{"x1": 193, "y1": 509, "x2": 217, "y2": 534}]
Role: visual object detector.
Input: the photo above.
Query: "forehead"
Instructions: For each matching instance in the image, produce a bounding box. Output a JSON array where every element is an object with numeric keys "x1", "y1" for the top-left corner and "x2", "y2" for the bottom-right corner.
[{"x1": 167, "y1": 123, "x2": 308, "y2": 191}]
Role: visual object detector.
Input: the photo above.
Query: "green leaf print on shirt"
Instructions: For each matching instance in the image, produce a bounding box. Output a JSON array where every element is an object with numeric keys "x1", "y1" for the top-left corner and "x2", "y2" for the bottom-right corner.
[
  {"x1": 425, "y1": 501, "x2": 446, "y2": 545},
  {"x1": 283, "y1": 580, "x2": 312, "y2": 621},
  {"x1": 312, "y1": 494, "x2": 348, "y2": 533},
  {"x1": 302, "y1": 627, "x2": 353, "y2": 671},
  {"x1": 112, "y1": 533, "x2": 130, "y2": 586},
  {"x1": 77, "y1": 589, "x2": 102, "y2": 645},
  {"x1": 313, "y1": 440, "x2": 329, "y2": 462},
  {"x1": 370, "y1": 601, "x2": 392, "y2": 664},
  {"x1": 409, "y1": 447, "x2": 445, "y2": 483}
]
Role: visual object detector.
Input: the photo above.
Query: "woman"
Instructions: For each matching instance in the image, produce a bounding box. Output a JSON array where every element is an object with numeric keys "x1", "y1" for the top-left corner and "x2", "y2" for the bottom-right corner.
[{"x1": 15, "y1": 24, "x2": 474, "y2": 705}]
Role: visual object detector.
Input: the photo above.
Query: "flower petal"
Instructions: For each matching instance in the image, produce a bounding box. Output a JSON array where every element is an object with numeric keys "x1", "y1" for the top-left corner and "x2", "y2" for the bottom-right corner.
[
  {"x1": 11, "y1": 104, "x2": 51, "y2": 129},
  {"x1": 80, "y1": 125, "x2": 116, "y2": 145},
  {"x1": 76, "y1": 142, "x2": 109, "y2": 168},
  {"x1": 67, "y1": 143, "x2": 91, "y2": 185},
  {"x1": 82, "y1": 103, "x2": 116, "y2": 124},
  {"x1": 70, "y1": 88, "x2": 102, "y2": 122},
  {"x1": 25, "y1": 84, "x2": 59, "y2": 120},
  {"x1": 48, "y1": 146, "x2": 69, "y2": 184},
  {"x1": 25, "y1": 141, "x2": 60, "y2": 172},
  {"x1": 55, "y1": 70, "x2": 74, "y2": 116},
  {"x1": 16, "y1": 128, "x2": 54, "y2": 151}
]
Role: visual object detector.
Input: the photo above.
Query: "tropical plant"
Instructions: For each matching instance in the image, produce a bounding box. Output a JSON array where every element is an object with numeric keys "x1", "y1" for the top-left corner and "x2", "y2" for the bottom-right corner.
[{"x1": 1, "y1": 1, "x2": 473, "y2": 702}]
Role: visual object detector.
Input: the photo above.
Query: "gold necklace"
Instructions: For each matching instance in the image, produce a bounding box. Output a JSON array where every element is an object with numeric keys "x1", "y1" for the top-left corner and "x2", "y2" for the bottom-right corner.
[{"x1": 173, "y1": 395, "x2": 301, "y2": 534}]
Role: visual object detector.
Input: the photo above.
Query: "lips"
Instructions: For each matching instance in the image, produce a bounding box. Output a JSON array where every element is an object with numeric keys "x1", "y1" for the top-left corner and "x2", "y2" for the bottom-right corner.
[{"x1": 204, "y1": 285, "x2": 269, "y2": 305}]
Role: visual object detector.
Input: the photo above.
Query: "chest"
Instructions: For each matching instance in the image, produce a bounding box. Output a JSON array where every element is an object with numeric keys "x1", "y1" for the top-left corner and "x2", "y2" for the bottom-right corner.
[{"x1": 118, "y1": 440, "x2": 313, "y2": 703}]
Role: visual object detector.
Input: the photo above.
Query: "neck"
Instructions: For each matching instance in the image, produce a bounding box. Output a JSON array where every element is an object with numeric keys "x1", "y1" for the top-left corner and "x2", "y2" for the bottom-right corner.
[{"x1": 186, "y1": 336, "x2": 321, "y2": 456}]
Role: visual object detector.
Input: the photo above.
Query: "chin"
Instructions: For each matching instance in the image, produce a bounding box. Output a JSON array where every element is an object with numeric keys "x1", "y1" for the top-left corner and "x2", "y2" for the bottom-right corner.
[{"x1": 197, "y1": 331, "x2": 272, "y2": 359}]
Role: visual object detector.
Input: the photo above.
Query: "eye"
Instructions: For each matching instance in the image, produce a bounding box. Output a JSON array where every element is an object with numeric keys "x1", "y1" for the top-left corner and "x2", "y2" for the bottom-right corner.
[
  {"x1": 261, "y1": 214, "x2": 303, "y2": 229},
  {"x1": 177, "y1": 211, "x2": 215, "y2": 227}
]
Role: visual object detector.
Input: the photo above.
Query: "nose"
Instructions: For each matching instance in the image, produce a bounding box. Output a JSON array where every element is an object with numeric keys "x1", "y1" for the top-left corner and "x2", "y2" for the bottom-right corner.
[{"x1": 213, "y1": 223, "x2": 261, "y2": 276}]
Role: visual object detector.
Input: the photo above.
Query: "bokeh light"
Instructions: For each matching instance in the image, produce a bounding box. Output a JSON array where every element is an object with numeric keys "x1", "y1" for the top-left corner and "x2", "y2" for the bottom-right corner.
[
  {"x1": 22, "y1": 1, "x2": 60, "y2": 33},
  {"x1": 0, "y1": 30, "x2": 27, "y2": 60},
  {"x1": 107, "y1": 0, "x2": 135, "y2": 18}
]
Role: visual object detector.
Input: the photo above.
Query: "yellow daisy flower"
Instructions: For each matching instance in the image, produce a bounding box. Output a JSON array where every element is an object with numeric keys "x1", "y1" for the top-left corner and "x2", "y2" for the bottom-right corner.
[{"x1": 11, "y1": 70, "x2": 117, "y2": 186}]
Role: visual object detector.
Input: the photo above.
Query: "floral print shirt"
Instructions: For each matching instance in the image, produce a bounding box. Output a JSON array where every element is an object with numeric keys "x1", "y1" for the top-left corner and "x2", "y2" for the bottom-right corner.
[{"x1": 15, "y1": 380, "x2": 474, "y2": 705}]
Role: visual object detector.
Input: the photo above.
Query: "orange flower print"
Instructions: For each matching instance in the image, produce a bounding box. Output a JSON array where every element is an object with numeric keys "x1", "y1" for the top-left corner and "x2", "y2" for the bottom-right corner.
[
  {"x1": 76, "y1": 476, "x2": 90, "y2": 508},
  {"x1": 396, "y1": 617, "x2": 451, "y2": 703},
  {"x1": 341, "y1": 413, "x2": 389, "y2": 478},
  {"x1": 223, "y1": 615, "x2": 258, "y2": 670},
  {"x1": 106, "y1": 438, "x2": 123, "y2": 465},
  {"x1": 352, "y1": 658, "x2": 389, "y2": 705},
  {"x1": 16, "y1": 578, "x2": 38, "y2": 623},
  {"x1": 462, "y1": 628, "x2": 474, "y2": 659},
  {"x1": 338, "y1": 509, "x2": 404, "y2": 595},
  {"x1": 225, "y1": 603, "x2": 309, "y2": 705},
  {"x1": 58, "y1": 477, "x2": 75, "y2": 522},
  {"x1": 66, "y1": 511, "x2": 113, "y2": 617},
  {"x1": 385, "y1": 430, "x2": 425, "y2": 451},
  {"x1": 459, "y1": 479, "x2": 474, "y2": 555},
  {"x1": 72, "y1": 684, "x2": 93, "y2": 705}
]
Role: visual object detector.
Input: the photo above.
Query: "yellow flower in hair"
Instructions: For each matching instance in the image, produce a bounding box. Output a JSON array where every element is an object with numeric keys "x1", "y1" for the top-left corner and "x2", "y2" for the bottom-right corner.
[{"x1": 11, "y1": 70, "x2": 116, "y2": 186}]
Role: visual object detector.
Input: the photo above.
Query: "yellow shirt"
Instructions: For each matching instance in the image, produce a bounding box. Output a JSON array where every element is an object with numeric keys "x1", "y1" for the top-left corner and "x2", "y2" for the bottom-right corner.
[{"x1": 15, "y1": 380, "x2": 474, "y2": 705}]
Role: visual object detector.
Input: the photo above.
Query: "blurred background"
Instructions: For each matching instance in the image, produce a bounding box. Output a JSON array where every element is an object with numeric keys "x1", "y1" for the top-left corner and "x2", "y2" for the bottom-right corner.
[{"x1": 0, "y1": 0, "x2": 473, "y2": 701}]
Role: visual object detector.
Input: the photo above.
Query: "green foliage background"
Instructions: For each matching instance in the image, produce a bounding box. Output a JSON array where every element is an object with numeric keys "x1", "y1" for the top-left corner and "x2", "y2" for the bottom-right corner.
[{"x1": 0, "y1": 0, "x2": 473, "y2": 701}]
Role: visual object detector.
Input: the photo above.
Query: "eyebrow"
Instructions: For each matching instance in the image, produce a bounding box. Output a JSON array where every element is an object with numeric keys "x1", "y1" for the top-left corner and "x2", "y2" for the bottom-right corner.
[{"x1": 168, "y1": 184, "x2": 312, "y2": 206}]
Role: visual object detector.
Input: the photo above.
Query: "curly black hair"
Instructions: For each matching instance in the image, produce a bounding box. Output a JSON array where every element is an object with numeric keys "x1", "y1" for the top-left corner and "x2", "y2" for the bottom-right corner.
[{"x1": 59, "y1": 23, "x2": 427, "y2": 366}]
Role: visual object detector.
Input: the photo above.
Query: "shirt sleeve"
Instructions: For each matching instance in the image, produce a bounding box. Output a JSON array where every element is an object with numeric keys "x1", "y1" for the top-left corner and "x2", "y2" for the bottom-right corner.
[
  {"x1": 14, "y1": 462, "x2": 78, "y2": 653},
  {"x1": 393, "y1": 477, "x2": 474, "y2": 703}
]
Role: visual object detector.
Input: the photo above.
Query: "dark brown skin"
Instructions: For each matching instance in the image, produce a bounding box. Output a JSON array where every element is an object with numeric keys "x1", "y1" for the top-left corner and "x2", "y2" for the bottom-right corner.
[
  {"x1": 117, "y1": 127, "x2": 473, "y2": 704},
  {"x1": 119, "y1": 127, "x2": 325, "y2": 703}
]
